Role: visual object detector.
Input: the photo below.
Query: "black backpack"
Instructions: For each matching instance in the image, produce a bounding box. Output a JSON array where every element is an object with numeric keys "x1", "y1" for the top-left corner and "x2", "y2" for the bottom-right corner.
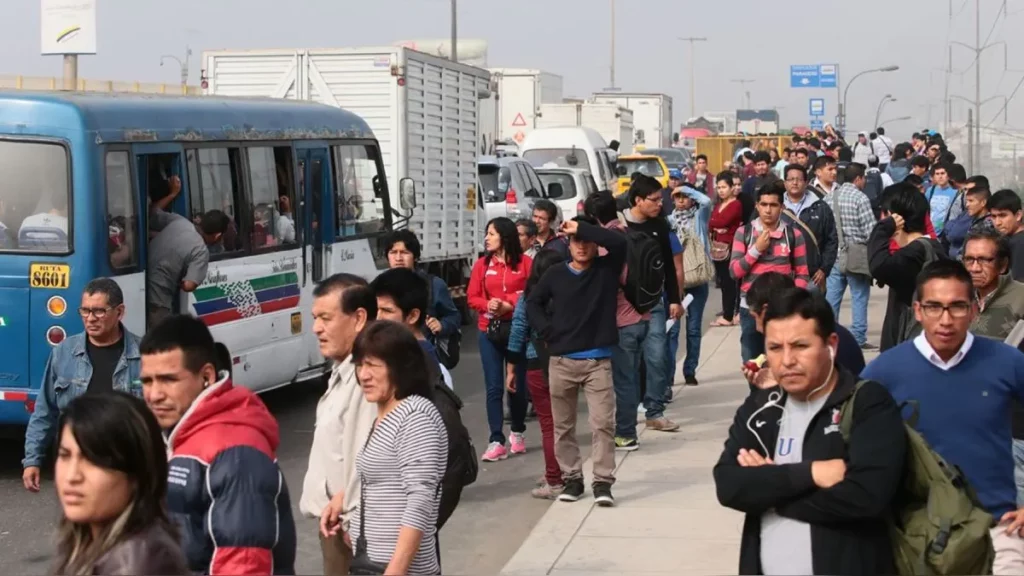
[
  {"x1": 617, "y1": 213, "x2": 665, "y2": 314},
  {"x1": 863, "y1": 171, "x2": 884, "y2": 219},
  {"x1": 419, "y1": 270, "x2": 461, "y2": 369},
  {"x1": 430, "y1": 381, "x2": 477, "y2": 529}
]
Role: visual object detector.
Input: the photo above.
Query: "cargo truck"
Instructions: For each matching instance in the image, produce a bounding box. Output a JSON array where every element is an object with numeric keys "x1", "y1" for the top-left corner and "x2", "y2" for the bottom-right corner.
[
  {"x1": 202, "y1": 46, "x2": 491, "y2": 306},
  {"x1": 478, "y1": 68, "x2": 563, "y2": 153},
  {"x1": 592, "y1": 92, "x2": 673, "y2": 148},
  {"x1": 537, "y1": 102, "x2": 634, "y2": 155}
]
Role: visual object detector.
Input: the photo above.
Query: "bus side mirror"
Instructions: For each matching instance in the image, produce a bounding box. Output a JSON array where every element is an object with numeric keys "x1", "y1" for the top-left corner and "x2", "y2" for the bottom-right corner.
[{"x1": 399, "y1": 178, "x2": 417, "y2": 210}]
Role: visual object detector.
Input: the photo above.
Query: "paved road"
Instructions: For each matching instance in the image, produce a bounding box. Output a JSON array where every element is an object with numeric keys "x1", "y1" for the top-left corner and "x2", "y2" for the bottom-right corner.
[{"x1": 0, "y1": 289, "x2": 724, "y2": 575}]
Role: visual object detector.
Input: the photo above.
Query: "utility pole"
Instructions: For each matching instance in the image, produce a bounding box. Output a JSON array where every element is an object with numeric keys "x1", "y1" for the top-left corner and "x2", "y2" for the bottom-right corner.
[
  {"x1": 967, "y1": 107, "x2": 975, "y2": 175},
  {"x1": 678, "y1": 36, "x2": 708, "y2": 120},
  {"x1": 450, "y1": 0, "x2": 458, "y2": 62},
  {"x1": 62, "y1": 55, "x2": 77, "y2": 91},
  {"x1": 732, "y1": 78, "x2": 755, "y2": 109},
  {"x1": 609, "y1": 0, "x2": 615, "y2": 88}
]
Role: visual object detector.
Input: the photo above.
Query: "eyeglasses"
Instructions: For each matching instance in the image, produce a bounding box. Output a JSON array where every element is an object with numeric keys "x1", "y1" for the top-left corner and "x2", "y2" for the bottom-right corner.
[
  {"x1": 645, "y1": 195, "x2": 664, "y2": 204},
  {"x1": 918, "y1": 302, "x2": 971, "y2": 319},
  {"x1": 963, "y1": 256, "x2": 997, "y2": 266},
  {"x1": 79, "y1": 306, "x2": 113, "y2": 319}
]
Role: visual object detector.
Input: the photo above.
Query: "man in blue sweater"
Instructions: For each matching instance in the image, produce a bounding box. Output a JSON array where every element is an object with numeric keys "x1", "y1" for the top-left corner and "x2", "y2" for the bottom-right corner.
[
  {"x1": 862, "y1": 259, "x2": 1024, "y2": 573},
  {"x1": 527, "y1": 215, "x2": 627, "y2": 507}
]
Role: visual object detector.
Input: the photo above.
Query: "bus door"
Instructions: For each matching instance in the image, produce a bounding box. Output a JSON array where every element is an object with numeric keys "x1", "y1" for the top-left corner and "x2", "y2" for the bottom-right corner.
[
  {"x1": 129, "y1": 142, "x2": 189, "y2": 334},
  {"x1": 296, "y1": 146, "x2": 334, "y2": 285}
]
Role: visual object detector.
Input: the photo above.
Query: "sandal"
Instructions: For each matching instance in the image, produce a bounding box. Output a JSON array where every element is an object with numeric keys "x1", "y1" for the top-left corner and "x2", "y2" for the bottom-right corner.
[{"x1": 710, "y1": 318, "x2": 732, "y2": 327}]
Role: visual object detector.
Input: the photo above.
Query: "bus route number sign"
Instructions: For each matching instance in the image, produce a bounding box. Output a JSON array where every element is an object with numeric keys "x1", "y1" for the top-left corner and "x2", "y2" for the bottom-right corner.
[{"x1": 29, "y1": 263, "x2": 70, "y2": 289}]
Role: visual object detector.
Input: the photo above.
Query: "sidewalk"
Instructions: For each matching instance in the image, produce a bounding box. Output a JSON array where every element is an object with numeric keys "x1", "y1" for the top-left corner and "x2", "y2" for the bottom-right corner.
[{"x1": 500, "y1": 288, "x2": 888, "y2": 576}]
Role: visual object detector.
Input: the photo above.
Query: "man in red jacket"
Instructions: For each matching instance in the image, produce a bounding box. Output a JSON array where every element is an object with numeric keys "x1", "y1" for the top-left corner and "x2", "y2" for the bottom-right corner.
[{"x1": 140, "y1": 315, "x2": 296, "y2": 575}]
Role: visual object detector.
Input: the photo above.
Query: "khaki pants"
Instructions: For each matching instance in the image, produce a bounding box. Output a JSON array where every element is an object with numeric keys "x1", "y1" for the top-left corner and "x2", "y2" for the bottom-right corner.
[
  {"x1": 548, "y1": 356, "x2": 616, "y2": 484},
  {"x1": 991, "y1": 526, "x2": 1024, "y2": 575},
  {"x1": 319, "y1": 530, "x2": 353, "y2": 576}
]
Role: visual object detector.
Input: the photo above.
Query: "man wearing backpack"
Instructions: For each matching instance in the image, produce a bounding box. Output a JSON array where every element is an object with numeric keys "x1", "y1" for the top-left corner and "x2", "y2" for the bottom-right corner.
[
  {"x1": 864, "y1": 155, "x2": 892, "y2": 219},
  {"x1": 781, "y1": 164, "x2": 838, "y2": 295},
  {"x1": 621, "y1": 175, "x2": 683, "y2": 432},
  {"x1": 730, "y1": 180, "x2": 811, "y2": 362},
  {"x1": 863, "y1": 260, "x2": 1024, "y2": 574},
  {"x1": 715, "y1": 287, "x2": 906, "y2": 575},
  {"x1": 368, "y1": 267, "x2": 476, "y2": 532}
]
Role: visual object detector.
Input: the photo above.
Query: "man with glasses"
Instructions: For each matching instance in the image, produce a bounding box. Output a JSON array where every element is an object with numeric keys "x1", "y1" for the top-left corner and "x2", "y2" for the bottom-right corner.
[
  {"x1": 22, "y1": 277, "x2": 143, "y2": 492},
  {"x1": 863, "y1": 260, "x2": 1024, "y2": 573},
  {"x1": 963, "y1": 230, "x2": 1024, "y2": 340}
]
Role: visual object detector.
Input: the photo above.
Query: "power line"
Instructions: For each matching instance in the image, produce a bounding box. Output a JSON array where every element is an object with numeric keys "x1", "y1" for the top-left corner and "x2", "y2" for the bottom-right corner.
[
  {"x1": 961, "y1": 0, "x2": 1006, "y2": 73},
  {"x1": 986, "y1": 72, "x2": 1024, "y2": 128}
]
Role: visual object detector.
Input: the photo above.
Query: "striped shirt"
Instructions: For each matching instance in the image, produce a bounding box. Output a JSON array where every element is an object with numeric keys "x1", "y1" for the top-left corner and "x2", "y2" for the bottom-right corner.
[
  {"x1": 729, "y1": 220, "x2": 811, "y2": 307},
  {"x1": 352, "y1": 395, "x2": 448, "y2": 575}
]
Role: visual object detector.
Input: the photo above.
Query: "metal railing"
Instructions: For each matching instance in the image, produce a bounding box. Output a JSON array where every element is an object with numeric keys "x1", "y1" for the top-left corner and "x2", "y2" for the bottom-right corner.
[{"x1": 0, "y1": 74, "x2": 202, "y2": 95}]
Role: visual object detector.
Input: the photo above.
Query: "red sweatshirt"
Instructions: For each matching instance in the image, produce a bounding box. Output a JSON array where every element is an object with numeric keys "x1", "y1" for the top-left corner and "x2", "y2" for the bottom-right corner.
[
  {"x1": 888, "y1": 213, "x2": 937, "y2": 254},
  {"x1": 467, "y1": 254, "x2": 533, "y2": 331}
]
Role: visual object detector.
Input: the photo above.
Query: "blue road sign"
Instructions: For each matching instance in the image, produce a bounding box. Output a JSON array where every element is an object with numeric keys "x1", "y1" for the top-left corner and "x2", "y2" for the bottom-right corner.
[
  {"x1": 790, "y1": 65, "x2": 819, "y2": 88},
  {"x1": 790, "y1": 64, "x2": 839, "y2": 88},
  {"x1": 809, "y1": 98, "x2": 825, "y2": 117},
  {"x1": 810, "y1": 118, "x2": 825, "y2": 130}
]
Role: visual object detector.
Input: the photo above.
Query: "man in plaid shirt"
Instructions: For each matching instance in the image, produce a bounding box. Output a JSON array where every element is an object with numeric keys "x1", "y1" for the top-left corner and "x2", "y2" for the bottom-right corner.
[
  {"x1": 824, "y1": 162, "x2": 877, "y2": 349},
  {"x1": 730, "y1": 180, "x2": 811, "y2": 362}
]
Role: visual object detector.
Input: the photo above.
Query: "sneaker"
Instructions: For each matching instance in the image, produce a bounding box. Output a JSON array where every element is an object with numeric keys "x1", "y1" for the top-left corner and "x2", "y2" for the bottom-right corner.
[
  {"x1": 614, "y1": 436, "x2": 639, "y2": 451},
  {"x1": 684, "y1": 375, "x2": 699, "y2": 386},
  {"x1": 860, "y1": 342, "x2": 879, "y2": 351},
  {"x1": 646, "y1": 417, "x2": 681, "y2": 432},
  {"x1": 558, "y1": 478, "x2": 585, "y2": 502},
  {"x1": 481, "y1": 442, "x2": 508, "y2": 462},
  {"x1": 509, "y1": 432, "x2": 527, "y2": 455},
  {"x1": 536, "y1": 475, "x2": 546, "y2": 487},
  {"x1": 637, "y1": 403, "x2": 647, "y2": 414},
  {"x1": 531, "y1": 482, "x2": 565, "y2": 500},
  {"x1": 593, "y1": 482, "x2": 615, "y2": 507}
]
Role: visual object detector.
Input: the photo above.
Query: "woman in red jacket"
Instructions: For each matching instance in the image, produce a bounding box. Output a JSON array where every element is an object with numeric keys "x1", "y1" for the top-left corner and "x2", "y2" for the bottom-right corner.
[
  {"x1": 468, "y1": 217, "x2": 533, "y2": 462},
  {"x1": 709, "y1": 171, "x2": 743, "y2": 327}
]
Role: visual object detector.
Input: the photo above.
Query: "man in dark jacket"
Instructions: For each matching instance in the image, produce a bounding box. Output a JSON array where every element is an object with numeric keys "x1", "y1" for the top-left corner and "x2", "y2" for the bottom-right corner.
[
  {"x1": 714, "y1": 288, "x2": 906, "y2": 575},
  {"x1": 140, "y1": 315, "x2": 296, "y2": 575},
  {"x1": 741, "y1": 152, "x2": 781, "y2": 218},
  {"x1": 781, "y1": 163, "x2": 838, "y2": 292}
]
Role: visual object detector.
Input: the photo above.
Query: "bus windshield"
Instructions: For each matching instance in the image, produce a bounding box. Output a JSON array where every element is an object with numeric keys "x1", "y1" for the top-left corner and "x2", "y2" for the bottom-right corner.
[{"x1": 0, "y1": 140, "x2": 71, "y2": 253}]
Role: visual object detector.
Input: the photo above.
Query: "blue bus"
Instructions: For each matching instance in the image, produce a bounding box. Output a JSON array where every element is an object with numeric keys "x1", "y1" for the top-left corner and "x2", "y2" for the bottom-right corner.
[{"x1": 0, "y1": 91, "x2": 412, "y2": 425}]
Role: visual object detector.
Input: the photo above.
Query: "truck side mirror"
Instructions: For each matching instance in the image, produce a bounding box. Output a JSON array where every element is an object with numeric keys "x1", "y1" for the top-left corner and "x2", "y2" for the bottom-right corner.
[{"x1": 399, "y1": 178, "x2": 417, "y2": 210}]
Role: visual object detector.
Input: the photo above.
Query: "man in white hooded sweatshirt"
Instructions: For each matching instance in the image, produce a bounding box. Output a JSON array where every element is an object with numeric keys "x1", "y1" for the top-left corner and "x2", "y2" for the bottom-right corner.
[{"x1": 300, "y1": 273, "x2": 379, "y2": 575}]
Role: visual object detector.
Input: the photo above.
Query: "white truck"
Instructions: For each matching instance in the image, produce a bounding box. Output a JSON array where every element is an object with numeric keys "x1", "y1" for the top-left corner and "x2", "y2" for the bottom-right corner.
[
  {"x1": 478, "y1": 68, "x2": 563, "y2": 153},
  {"x1": 536, "y1": 102, "x2": 634, "y2": 155},
  {"x1": 202, "y1": 46, "x2": 491, "y2": 302},
  {"x1": 592, "y1": 92, "x2": 673, "y2": 149}
]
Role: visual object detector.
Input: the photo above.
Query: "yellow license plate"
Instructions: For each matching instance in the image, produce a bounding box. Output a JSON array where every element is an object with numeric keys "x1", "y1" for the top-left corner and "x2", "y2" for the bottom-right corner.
[{"x1": 29, "y1": 263, "x2": 70, "y2": 289}]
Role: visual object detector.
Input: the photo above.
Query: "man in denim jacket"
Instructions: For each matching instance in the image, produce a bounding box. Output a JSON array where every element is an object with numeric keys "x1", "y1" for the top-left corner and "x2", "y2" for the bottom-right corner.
[{"x1": 22, "y1": 277, "x2": 143, "y2": 491}]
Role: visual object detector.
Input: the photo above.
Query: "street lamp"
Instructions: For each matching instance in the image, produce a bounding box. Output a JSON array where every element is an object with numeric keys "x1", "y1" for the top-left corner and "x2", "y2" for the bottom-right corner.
[
  {"x1": 160, "y1": 46, "x2": 192, "y2": 86},
  {"x1": 878, "y1": 115, "x2": 912, "y2": 126},
  {"x1": 839, "y1": 65, "x2": 899, "y2": 136},
  {"x1": 873, "y1": 94, "x2": 896, "y2": 130}
]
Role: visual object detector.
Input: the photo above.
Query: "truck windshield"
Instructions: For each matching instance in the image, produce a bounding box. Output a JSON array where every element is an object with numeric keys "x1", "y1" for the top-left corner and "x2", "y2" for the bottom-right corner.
[
  {"x1": 618, "y1": 158, "x2": 665, "y2": 178},
  {"x1": 522, "y1": 149, "x2": 592, "y2": 172},
  {"x1": 0, "y1": 140, "x2": 71, "y2": 253}
]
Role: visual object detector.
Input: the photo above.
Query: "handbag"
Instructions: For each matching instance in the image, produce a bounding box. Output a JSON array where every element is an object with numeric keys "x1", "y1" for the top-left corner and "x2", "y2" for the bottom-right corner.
[
  {"x1": 485, "y1": 316, "x2": 511, "y2": 346},
  {"x1": 710, "y1": 232, "x2": 731, "y2": 261},
  {"x1": 349, "y1": 428, "x2": 388, "y2": 575},
  {"x1": 679, "y1": 225, "x2": 715, "y2": 288},
  {"x1": 831, "y1": 189, "x2": 871, "y2": 276}
]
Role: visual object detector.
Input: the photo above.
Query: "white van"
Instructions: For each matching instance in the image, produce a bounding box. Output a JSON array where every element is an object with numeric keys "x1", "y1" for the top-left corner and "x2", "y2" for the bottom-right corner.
[{"x1": 519, "y1": 127, "x2": 618, "y2": 192}]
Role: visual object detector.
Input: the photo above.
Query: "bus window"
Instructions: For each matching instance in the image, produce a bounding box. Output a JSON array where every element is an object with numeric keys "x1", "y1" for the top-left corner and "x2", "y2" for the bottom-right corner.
[
  {"x1": 246, "y1": 146, "x2": 297, "y2": 249},
  {"x1": 0, "y1": 140, "x2": 70, "y2": 253},
  {"x1": 186, "y1": 148, "x2": 244, "y2": 255},
  {"x1": 105, "y1": 151, "x2": 138, "y2": 271},
  {"x1": 331, "y1": 145, "x2": 386, "y2": 237}
]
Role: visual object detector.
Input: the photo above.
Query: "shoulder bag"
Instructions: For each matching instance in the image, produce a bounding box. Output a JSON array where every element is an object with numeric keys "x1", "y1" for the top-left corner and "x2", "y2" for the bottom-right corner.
[
  {"x1": 349, "y1": 426, "x2": 388, "y2": 575},
  {"x1": 831, "y1": 190, "x2": 871, "y2": 276}
]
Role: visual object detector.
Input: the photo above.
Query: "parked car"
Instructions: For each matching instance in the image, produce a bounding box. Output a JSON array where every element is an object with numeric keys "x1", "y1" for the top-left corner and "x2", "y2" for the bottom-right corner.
[
  {"x1": 614, "y1": 154, "x2": 669, "y2": 196},
  {"x1": 536, "y1": 166, "x2": 598, "y2": 221},
  {"x1": 478, "y1": 155, "x2": 549, "y2": 242},
  {"x1": 640, "y1": 147, "x2": 691, "y2": 173}
]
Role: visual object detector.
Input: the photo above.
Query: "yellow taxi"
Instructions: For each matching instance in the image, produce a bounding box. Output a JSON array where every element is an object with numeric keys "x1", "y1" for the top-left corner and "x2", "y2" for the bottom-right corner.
[{"x1": 614, "y1": 154, "x2": 670, "y2": 196}]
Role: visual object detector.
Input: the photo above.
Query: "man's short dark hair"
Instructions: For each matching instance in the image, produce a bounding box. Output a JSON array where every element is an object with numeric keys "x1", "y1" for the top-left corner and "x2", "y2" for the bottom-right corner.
[
  {"x1": 83, "y1": 277, "x2": 124, "y2": 308},
  {"x1": 883, "y1": 184, "x2": 930, "y2": 234},
  {"x1": 384, "y1": 229, "x2": 421, "y2": 261},
  {"x1": 533, "y1": 199, "x2": 558, "y2": 222},
  {"x1": 784, "y1": 163, "x2": 807, "y2": 180},
  {"x1": 911, "y1": 155, "x2": 931, "y2": 169},
  {"x1": 572, "y1": 214, "x2": 599, "y2": 227},
  {"x1": 140, "y1": 315, "x2": 218, "y2": 374},
  {"x1": 199, "y1": 210, "x2": 230, "y2": 236},
  {"x1": 696, "y1": 154, "x2": 708, "y2": 163},
  {"x1": 916, "y1": 259, "x2": 976, "y2": 302},
  {"x1": 893, "y1": 142, "x2": 912, "y2": 159},
  {"x1": 627, "y1": 174, "x2": 662, "y2": 207},
  {"x1": 753, "y1": 151, "x2": 772, "y2": 165},
  {"x1": 795, "y1": 148, "x2": 809, "y2": 158},
  {"x1": 756, "y1": 180, "x2": 786, "y2": 204},
  {"x1": 964, "y1": 227, "x2": 1011, "y2": 267},
  {"x1": 967, "y1": 175, "x2": 991, "y2": 193},
  {"x1": 313, "y1": 273, "x2": 377, "y2": 318},
  {"x1": 370, "y1": 268, "x2": 429, "y2": 328},
  {"x1": 763, "y1": 287, "x2": 836, "y2": 341},
  {"x1": 807, "y1": 137, "x2": 822, "y2": 149},
  {"x1": 905, "y1": 174, "x2": 925, "y2": 187},
  {"x1": 989, "y1": 189, "x2": 1023, "y2": 213},
  {"x1": 583, "y1": 190, "x2": 618, "y2": 225},
  {"x1": 827, "y1": 141, "x2": 844, "y2": 152},
  {"x1": 948, "y1": 163, "x2": 967, "y2": 184},
  {"x1": 812, "y1": 155, "x2": 837, "y2": 173},
  {"x1": 932, "y1": 161, "x2": 952, "y2": 175},
  {"x1": 837, "y1": 146, "x2": 854, "y2": 162},
  {"x1": 515, "y1": 218, "x2": 538, "y2": 237},
  {"x1": 877, "y1": 127, "x2": 886, "y2": 136},
  {"x1": 746, "y1": 272, "x2": 796, "y2": 312},
  {"x1": 845, "y1": 162, "x2": 867, "y2": 183}
]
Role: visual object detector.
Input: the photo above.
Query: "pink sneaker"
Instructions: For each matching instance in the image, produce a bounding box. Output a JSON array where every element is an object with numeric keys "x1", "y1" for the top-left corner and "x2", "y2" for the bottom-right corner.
[
  {"x1": 481, "y1": 442, "x2": 508, "y2": 462},
  {"x1": 510, "y1": 432, "x2": 527, "y2": 455}
]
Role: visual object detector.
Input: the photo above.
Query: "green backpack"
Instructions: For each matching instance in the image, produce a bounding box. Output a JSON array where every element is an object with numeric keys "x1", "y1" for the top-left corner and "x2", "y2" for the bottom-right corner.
[{"x1": 840, "y1": 381, "x2": 995, "y2": 576}]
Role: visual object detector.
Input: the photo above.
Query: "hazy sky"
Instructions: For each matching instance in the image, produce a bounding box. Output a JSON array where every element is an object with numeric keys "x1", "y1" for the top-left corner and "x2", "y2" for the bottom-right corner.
[{"x1": 4, "y1": 0, "x2": 1021, "y2": 141}]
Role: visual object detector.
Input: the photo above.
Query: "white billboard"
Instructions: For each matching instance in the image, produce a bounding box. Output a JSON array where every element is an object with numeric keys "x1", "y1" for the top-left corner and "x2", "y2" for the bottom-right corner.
[{"x1": 41, "y1": 0, "x2": 97, "y2": 55}]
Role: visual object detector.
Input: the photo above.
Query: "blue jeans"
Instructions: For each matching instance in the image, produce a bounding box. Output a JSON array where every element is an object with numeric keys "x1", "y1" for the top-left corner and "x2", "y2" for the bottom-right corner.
[
  {"x1": 739, "y1": 307, "x2": 764, "y2": 363},
  {"x1": 478, "y1": 332, "x2": 527, "y2": 445},
  {"x1": 681, "y1": 284, "x2": 709, "y2": 377},
  {"x1": 642, "y1": 301, "x2": 670, "y2": 420},
  {"x1": 826, "y1": 268, "x2": 871, "y2": 345},
  {"x1": 611, "y1": 322, "x2": 648, "y2": 439}
]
